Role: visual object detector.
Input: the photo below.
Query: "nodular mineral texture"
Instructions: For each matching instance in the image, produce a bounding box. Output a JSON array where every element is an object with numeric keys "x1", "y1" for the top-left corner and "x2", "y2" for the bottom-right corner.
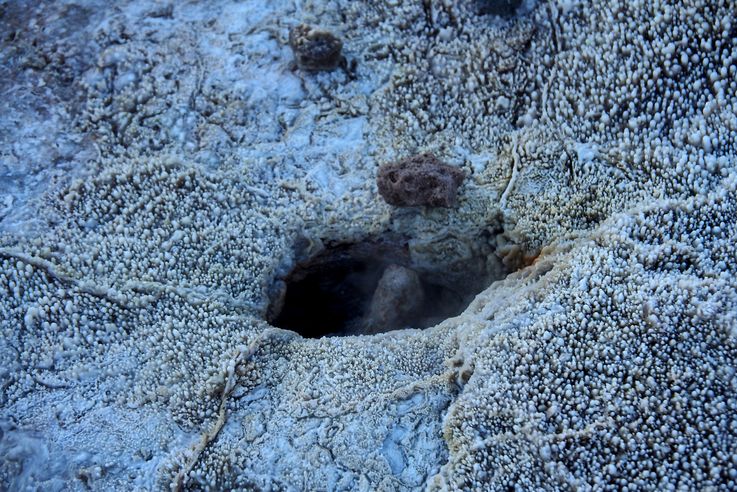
[{"x1": 1, "y1": 0, "x2": 737, "y2": 491}]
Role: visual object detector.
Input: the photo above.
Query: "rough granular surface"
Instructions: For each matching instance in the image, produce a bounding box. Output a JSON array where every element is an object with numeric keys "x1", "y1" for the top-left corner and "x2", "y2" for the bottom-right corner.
[
  {"x1": 377, "y1": 154, "x2": 466, "y2": 207},
  {"x1": 289, "y1": 23, "x2": 344, "y2": 71},
  {"x1": 1, "y1": 0, "x2": 737, "y2": 491}
]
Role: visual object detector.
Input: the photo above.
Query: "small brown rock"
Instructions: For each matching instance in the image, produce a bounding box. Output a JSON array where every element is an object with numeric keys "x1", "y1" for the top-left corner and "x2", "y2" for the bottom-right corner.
[
  {"x1": 377, "y1": 153, "x2": 465, "y2": 207},
  {"x1": 288, "y1": 24, "x2": 343, "y2": 71}
]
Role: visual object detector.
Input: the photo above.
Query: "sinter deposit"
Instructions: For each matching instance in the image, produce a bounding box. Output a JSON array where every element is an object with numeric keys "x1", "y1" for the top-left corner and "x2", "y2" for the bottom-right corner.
[{"x1": 1, "y1": 0, "x2": 736, "y2": 491}]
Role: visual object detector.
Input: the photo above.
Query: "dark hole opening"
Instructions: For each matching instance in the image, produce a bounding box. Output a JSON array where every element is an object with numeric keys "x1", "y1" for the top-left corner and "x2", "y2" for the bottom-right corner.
[{"x1": 268, "y1": 236, "x2": 498, "y2": 338}]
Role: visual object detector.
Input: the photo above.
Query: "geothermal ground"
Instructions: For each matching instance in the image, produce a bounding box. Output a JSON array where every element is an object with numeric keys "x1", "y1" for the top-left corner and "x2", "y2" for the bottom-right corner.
[{"x1": 1, "y1": 0, "x2": 737, "y2": 490}]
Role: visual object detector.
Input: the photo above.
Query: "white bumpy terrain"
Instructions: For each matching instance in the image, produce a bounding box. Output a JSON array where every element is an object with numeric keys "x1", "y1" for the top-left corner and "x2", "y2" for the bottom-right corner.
[{"x1": 1, "y1": 0, "x2": 736, "y2": 490}]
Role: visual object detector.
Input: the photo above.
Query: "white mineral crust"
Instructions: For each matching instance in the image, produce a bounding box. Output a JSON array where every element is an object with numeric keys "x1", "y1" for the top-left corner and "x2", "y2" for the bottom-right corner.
[{"x1": 1, "y1": 0, "x2": 736, "y2": 490}]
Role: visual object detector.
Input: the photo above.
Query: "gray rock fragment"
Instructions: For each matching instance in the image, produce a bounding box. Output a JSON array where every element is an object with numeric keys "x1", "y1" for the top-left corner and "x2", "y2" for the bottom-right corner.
[{"x1": 364, "y1": 264, "x2": 424, "y2": 334}]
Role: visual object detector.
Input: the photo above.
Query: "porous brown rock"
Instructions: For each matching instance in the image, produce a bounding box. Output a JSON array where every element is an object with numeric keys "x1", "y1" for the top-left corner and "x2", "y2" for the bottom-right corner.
[
  {"x1": 377, "y1": 153, "x2": 465, "y2": 207},
  {"x1": 288, "y1": 24, "x2": 343, "y2": 71}
]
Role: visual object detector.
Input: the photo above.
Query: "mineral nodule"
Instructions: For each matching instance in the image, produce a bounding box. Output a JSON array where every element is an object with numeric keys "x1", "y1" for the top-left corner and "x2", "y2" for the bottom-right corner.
[
  {"x1": 377, "y1": 153, "x2": 465, "y2": 207},
  {"x1": 288, "y1": 24, "x2": 343, "y2": 71}
]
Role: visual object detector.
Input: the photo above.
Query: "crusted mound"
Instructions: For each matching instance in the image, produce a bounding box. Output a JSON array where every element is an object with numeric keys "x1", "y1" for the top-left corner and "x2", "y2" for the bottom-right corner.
[{"x1": 1, "y1": 0, "x2": 736, "y2": 490}]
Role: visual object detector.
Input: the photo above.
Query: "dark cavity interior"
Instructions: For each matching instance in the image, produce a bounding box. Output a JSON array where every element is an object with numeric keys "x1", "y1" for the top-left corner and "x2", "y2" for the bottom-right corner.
[{"x1": 268, "y1": 236, "x2": 500, "y2": 338}]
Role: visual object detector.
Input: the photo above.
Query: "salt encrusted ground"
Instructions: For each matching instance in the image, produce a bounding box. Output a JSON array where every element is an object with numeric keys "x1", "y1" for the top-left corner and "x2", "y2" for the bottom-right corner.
[{"x1": 1, "y1": 0, "x2": 736, "y2": 490}]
